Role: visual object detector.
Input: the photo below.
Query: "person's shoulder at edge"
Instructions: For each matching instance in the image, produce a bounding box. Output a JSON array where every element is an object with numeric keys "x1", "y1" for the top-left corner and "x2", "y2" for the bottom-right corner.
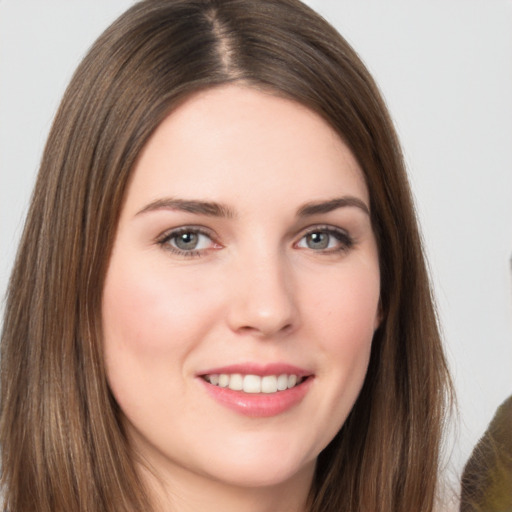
[{"x1": 460, "y1": 394, "x2": 512, "y2": 512}]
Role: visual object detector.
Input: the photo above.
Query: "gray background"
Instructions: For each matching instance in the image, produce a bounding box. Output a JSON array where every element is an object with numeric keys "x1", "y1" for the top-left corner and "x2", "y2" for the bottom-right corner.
[{"x1": 1, "y1": 0, "x2": 511, "y2": 494}]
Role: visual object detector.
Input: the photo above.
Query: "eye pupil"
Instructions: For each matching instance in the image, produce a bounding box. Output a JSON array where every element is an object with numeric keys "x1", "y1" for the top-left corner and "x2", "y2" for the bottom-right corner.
[
  {"x1": 175, "y1": 232, "x2": 198, "y2": 250},
  {"x1": 307, "y1": 232, "x2": 329, "y2": 249}
]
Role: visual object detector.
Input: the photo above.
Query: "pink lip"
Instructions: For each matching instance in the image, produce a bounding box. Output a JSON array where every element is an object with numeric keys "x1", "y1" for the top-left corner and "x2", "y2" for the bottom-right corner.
[{"x1": 197, "y1": 363, "x2": 314, "y2": 418}]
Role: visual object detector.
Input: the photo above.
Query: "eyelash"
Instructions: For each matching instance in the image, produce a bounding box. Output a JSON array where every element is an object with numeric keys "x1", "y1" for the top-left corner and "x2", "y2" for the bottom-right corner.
[
  {"x1": 157, "y1": 226, "x2": 219, "y2": 258},
  {"x1": 296, "y1": 225, "x2": 354, "y2": 254},
  {"x1": 156, "y1": 225, "x2": 354, "y2": 258}
]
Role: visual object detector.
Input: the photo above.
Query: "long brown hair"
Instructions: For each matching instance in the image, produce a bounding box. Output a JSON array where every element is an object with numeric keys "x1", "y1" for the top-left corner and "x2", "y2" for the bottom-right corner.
[{"x1": 0, "y1": 1, "x2": 452, "y2": 510}]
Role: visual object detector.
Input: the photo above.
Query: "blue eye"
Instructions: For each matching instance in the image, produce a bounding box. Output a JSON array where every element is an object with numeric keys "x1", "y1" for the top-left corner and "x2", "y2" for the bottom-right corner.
[
  {"x1": 159, "y1": 227, "x2": 216, "y2": 256},
  {"x1": 296, "y1": 227, "x2": 353, "y2": 252}
]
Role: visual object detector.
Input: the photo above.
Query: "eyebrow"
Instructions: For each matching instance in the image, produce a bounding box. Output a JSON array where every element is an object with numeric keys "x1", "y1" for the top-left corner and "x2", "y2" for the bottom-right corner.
[
  {"x1": 136, "y1": 198, "x2": 236, "y2": 218},
  {"x1": 136, "y1": 195, "x2": 369, "y2": 219},
  {"x1": 297, "y1": 197, "x2": 370, "y2": 216}
]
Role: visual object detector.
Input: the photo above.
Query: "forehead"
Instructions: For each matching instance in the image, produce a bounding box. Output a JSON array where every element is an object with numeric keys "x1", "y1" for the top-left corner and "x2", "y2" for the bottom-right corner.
[{"x1": 123, "y1": 85, "x2": 368, "y2": 216}]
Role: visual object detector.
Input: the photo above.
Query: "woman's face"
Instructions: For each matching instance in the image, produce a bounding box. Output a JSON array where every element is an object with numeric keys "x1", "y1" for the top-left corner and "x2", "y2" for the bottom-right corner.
[{"x1": 102, "y1": 85, "x2": 380, "y2": 496}]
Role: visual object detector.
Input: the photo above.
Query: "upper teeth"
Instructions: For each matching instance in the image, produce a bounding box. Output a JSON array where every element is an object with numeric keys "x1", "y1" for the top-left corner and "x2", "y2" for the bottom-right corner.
[{"x1": 204, "y1": 373, "x2": 303, "y2": 394}]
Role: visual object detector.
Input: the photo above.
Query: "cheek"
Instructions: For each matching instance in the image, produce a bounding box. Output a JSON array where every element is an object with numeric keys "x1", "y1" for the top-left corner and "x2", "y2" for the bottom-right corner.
[
  {"x1": 101, "y1": 257, "x2": 217, "y2": 357},
  {"x1": 100, "y1": 259, "x2": 229, "y2": 428},
  {"x1": 304, "y1": 260, "x2": 380, "y2": 390},
  {"x1": 309, "y1": 262, "x2": 380, "y2": 342},
  {"x1": 100, "y1": 256, "x2": 222, "y2": 420},
  {"x1": 287, "y1": 262, "x2": 379, "y2": 457},
  {"x1": 320, "y1": 300, "x2": 376, "y2": 386}
]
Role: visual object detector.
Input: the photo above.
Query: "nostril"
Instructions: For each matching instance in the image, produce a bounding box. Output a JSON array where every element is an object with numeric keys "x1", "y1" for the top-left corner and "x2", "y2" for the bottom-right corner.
[
  {"x1": 236, "y1": 321, "x2": 294, "y2": 338},
  {"x1": 280, "y1": 323, "x2": 294, "y2": 334}
]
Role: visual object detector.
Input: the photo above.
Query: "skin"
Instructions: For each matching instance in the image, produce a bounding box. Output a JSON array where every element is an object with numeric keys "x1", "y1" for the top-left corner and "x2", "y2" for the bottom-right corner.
[{"x1": 102, "y1": 85, "x2": 381, "y2": 512}]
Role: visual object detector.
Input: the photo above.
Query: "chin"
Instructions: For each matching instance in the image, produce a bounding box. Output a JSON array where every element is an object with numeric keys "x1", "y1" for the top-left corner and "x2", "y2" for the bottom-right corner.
[
  {"x1": 211, "y1": 467, "x2": 314, "y2": 492},
  {"x1": 200, "y1": 448, "x2": 317, "y2": 490}
]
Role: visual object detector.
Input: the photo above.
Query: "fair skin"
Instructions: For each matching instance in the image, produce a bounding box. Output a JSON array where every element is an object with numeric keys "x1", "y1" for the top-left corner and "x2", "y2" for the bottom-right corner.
[{"x1": 102, "y1": 85, "x2": 381, "y2": 512}]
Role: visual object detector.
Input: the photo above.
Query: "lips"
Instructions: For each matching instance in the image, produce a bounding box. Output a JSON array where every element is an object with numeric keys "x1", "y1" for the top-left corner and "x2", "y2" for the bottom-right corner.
[{"x1": 198, "y1": 364, "x2": 313, "y2": 417}]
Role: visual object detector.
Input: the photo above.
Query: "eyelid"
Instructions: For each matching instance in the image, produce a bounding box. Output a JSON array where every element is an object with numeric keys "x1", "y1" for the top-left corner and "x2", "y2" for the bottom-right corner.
[
  {"x1": 155, "y1": 223, "x2": 354, "y2": 258},
  {"x1": 298, "y1": 224, "x2": 349, "y2": 236},
  {"x1": 156, "y1": 225, "x2": 214, "y2": 242},
  {"x1": 156, "y1": 225, "x2": 221, "y2": 257},
  {"x1": 294, "y1": 224, "x2": 354, "y2": 252}
]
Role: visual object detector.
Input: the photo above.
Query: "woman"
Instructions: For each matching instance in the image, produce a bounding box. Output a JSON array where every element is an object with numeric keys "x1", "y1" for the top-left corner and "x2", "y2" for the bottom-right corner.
[{"x1": 0, "y1": 0, "x2": 452, "y2": 511}]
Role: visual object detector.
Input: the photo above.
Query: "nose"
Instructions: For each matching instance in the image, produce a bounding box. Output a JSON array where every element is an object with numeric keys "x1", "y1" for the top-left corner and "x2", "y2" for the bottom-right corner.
[{"x1": 226, "y1": 252, "x2": 299, "y2": 338}]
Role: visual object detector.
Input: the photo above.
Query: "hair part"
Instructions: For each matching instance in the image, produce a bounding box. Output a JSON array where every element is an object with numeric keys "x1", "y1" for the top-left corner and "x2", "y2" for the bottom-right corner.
[{"x1": 1, "y1": 1, "x2": 453, "y2": 511}]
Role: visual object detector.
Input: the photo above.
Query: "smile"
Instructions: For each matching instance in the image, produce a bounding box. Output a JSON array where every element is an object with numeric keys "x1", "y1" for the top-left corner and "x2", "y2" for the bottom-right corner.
[
  {"x1": 202, "y1": 373, "x2": 305, "y2": 394},
  {"x1": 198, "y1": 364, "x2": 313, "y2": 417}
]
